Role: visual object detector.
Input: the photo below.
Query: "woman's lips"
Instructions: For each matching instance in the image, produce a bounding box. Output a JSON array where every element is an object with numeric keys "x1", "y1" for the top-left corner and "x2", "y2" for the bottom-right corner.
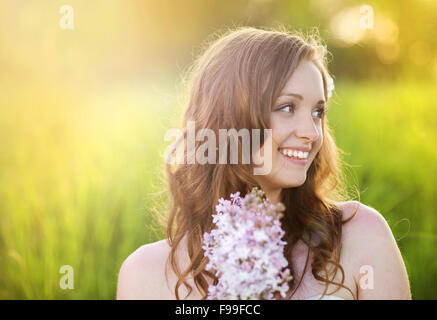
[{"x1": 278, "y1": 148, "x2": 309, "y2": 166}]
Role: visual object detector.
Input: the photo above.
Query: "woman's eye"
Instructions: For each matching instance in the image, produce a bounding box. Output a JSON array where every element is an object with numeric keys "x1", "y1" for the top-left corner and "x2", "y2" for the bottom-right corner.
[
  {"x1": 312, "y1": 108, "x2": 325, "y2": 119},
  {"x1": 279, "y1": 104, "x2": 295, "y2": 113}
]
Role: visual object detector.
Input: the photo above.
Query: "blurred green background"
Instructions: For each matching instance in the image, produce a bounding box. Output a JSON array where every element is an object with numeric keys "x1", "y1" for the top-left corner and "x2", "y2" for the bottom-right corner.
[{"x1": 0, "y1": 0, "x2": 436, "y2": 299}]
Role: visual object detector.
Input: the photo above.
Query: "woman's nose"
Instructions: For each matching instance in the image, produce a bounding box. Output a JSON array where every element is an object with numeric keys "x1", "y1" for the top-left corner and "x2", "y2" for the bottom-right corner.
[{"x1": 295, "y1": 114, "x2": 320, "y2": 142}]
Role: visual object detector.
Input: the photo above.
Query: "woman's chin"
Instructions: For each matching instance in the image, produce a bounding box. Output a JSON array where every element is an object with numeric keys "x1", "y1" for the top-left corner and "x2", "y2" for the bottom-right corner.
[{"x1": 279, "y1": 175, "x2": 307, "y2": 188}]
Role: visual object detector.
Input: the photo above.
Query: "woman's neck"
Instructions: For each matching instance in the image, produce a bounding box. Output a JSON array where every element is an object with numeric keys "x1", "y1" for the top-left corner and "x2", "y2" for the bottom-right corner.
[{"x1": 263, "y1": 187, "x2": 282, "y2": 204}]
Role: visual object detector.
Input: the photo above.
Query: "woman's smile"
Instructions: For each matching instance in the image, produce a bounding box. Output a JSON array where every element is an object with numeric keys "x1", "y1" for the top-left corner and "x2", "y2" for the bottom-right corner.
[{"x1": 278, "y1": 148, "x2": 309, "y2": 166}]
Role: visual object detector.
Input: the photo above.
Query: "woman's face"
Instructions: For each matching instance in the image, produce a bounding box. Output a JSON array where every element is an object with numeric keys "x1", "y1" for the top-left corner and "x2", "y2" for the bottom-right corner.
[{"x1": 254, "y1": 59, "x2": 326, "y2": 193}]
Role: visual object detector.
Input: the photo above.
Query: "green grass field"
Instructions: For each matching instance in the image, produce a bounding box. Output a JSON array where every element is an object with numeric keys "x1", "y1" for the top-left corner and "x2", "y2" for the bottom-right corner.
[{"x1": 0, "y1": 79, "x2": 435, "y2": 299}]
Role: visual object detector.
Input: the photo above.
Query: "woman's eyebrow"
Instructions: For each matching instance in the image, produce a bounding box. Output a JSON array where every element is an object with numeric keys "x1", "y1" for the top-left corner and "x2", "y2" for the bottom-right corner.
[
  {"x1": 280, "y1": 93, "x2": 303, "y2": 100},
  {"x1": 279, "y1": 93, "x2": 325, "y2": 105}
]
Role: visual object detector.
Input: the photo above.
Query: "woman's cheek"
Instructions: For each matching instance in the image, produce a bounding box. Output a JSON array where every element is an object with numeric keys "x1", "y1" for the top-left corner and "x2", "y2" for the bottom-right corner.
[{"x1": 270, "y1": 118, "x2": 291, "y2": 147}]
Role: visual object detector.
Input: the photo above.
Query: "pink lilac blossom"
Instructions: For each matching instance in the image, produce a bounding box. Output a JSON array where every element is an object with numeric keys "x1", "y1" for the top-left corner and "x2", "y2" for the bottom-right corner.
[{"x1": 202, "y1": 187, "x2": 293, "y2": 300}]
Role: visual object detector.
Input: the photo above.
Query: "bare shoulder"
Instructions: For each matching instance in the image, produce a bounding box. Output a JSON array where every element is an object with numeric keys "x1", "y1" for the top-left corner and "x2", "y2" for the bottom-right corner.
[
  {"x1": 337, "y1": 200, "x2": 397, "y2": 254},
  {"x1": 336, "y1": 201, "x2": 411, "y2": 299},
  {"x1": 337, "y1": 200, "x2": 390, "y2": 237},
  {"x1": 116, "y1": 239, "x2": 171, "y2": 300}
]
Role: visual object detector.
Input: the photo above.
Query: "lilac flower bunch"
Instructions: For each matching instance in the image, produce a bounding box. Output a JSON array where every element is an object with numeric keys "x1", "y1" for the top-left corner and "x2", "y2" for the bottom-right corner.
[{"x1": 202, "y1": 187, "x2": 293, "y2": 300}]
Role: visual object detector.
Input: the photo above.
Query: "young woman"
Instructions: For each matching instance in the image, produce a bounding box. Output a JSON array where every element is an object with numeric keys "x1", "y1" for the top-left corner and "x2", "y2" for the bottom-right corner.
[{"x1": 116, "y1": 27, "x2": 411, "y2": 300}]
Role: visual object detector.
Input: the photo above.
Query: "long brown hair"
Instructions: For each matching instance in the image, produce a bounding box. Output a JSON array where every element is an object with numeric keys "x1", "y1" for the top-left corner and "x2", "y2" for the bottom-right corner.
[{"x1": 164, "y1": 26, "x2": 358, "y2": 300}]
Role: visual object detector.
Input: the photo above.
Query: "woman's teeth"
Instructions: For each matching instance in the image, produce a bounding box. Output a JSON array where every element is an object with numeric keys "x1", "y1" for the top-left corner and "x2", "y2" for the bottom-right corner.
[{"x1": 280, "y1": 149, "x2": 309, "y2": 160}]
